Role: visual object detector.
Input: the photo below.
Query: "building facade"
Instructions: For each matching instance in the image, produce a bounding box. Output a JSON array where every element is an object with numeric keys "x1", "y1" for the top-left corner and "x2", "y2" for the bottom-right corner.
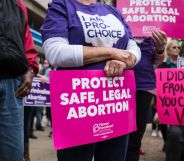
[{"x1": 22, "y1": 0, "x2": 51, "y2": 55}]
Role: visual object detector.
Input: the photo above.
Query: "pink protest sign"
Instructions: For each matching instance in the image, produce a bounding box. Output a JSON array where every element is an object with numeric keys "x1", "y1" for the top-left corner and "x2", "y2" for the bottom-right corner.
[
  {"x1": 156, "y1": 69, "x2": 184, "y2": 126},
  {"x1": 117, "y1": 0, "x2": 184, "y2": 39},
  {"x1": 50, "y1": 70, "x2": 136, "y2": 150}
]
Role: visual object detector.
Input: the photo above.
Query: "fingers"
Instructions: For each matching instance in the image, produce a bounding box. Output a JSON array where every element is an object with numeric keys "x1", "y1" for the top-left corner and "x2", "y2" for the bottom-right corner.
[
  {"x1": 152, "y1": 31, "x2": 162, "y2": 45},
  {"x1": 120, "y1": 53, "x2": 135, "y2": 68},
  {"x1": 111, "y1": 49, "x2": 136, "y2": 68},
  {"x1": 104, "y1": 60, "x2": 126, "y2": 77},
  {"x1": 152, "y1": 30, "x2": 167, "y2": 44},
  {"x1": 127, "y1": 53, "x2": 136, "y2": 68},
  {"x1": 16, "y1": 81, "x2": 31, "y2": 98},
  {"x1": 114, "y1": 67, "x2": 119, "y2": 75},
  {"x1": 16, "y1": 71, "x2": 34, "y2": 98},
  {"x1": 152, "y1": 30, "x2": 167, "y2": 53},
  {"x1": 40, "y1": 76, "x2": 48, "y2": 83}
]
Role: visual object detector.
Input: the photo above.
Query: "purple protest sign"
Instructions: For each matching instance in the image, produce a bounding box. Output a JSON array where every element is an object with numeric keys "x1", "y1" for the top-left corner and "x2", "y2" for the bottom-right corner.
[
  {"x1": 50, "y1": 70, "x2": 136, "y2": 150},
  {"x1": 117, "y1": 0, "x2": 184, "y2": 39},
  {"x1": 24, "y1": 77, "x2": 50, "y2": 107}
]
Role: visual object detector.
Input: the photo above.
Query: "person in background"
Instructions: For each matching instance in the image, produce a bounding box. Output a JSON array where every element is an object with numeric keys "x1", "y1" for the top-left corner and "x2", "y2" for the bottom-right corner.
[
  {"x1": 96, "y1": 1, "x2": 167, "y2": 160},
  {"x1": 0, "y1": 0, "x2": 38, "y2": 161},
  {"x1": 38, "y1": 59, "x2": 52, "y2": 137},
  {"x1": 158, "y1": 40, "x2": 184, "y2": 161},
  {"x1": 29, "y1": 56, "x2": 42, "y2": 139},
  {"x1": 41, "y1": 0, "x2": 141, "y2": 161},
  {"x1": 24, "y1": 56, "x2": 41, "y2": 161},
  {"x1": 34, "y1": 59, "x2": 51, "y2": 132},
  {"x1": 125, "y1": 30, "x2": 167, "y2": 161},
  {"x1": 24, "y1": 105, "x2": 35, "y2": 161}
]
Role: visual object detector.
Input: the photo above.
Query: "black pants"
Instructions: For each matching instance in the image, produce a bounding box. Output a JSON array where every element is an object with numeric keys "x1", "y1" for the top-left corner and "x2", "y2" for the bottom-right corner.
[
  {"x1": 29, "y1": 107, "x2": 36, "y2": 135},
  {"x1": 24, "y1": 106, "x2": 34, "y2": 143},
  {"x1": 57, "y1": 135, "x2": 129, "y2": 161},
  {"x1": 125, "y1": 90, "x2": 153, "y2": 161},
  {"x1": 166, "y1": 126, "x2": 184, "y2": 161},
  {"x1": 46, "y1": 107, "x2": 52, "y2": 126}
]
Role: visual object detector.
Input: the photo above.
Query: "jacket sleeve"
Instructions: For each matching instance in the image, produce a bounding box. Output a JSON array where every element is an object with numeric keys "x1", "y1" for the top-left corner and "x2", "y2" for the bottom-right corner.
[{"x1": 18, "y1": 0, "x2": 39, "y2": 75}]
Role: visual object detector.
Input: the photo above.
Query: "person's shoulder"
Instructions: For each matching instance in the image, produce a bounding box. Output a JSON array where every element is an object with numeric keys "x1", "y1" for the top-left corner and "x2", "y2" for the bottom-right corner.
[
  {"x1": 16, "y1": 0, "x2": 26, "y2": 13},
  {"x1": 16, "y1": 0, "x2": 29, "y2": 21},
  {"x1": 98, "y1": 2, "x2": 121, "y2": 16}
]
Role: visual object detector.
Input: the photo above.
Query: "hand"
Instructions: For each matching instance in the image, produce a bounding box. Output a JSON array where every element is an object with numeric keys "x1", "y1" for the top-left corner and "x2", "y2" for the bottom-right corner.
[
  {"x1": 110, "y1": 48, "x2": 136, "y2": 68},
  {"x1": 152, "y1": 30, "x2": 167, "y2": 54},
  {"x1": 37, "y1": 74, "x2": 48, "y2": 83},
  {"x1": 16, "y1": 70, "x2": 34, "y2": 98},
  {"x1": 40, "y1": 75, "x2": 48, "y2": 83},
  {"x1": 153, "y1": 113, "x2": 160, "y2": 124},
  {"x1": 104, "y1": 60, "x2": 126, "y2": 77}
]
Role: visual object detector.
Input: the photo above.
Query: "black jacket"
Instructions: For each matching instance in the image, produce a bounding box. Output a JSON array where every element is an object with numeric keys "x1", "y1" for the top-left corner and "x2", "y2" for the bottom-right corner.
[{"x1": 0, "y1": 0, "x2": 28, "y2": 77}]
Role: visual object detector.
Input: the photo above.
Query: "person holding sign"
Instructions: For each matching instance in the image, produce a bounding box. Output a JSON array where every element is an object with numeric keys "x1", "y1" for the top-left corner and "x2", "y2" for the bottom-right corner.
[
  {"x1": 125, "y1": 30, "x2": 167, "y2": 161},
  {"x1": 158, "y1": 40, "x2": 184, "y2": 161},
  {"x1": 41, "y1": 0, "x2": 141, "y2": 161},
  {"x1": 96, "y1": 1, "x2": 167, "y2": 160}
]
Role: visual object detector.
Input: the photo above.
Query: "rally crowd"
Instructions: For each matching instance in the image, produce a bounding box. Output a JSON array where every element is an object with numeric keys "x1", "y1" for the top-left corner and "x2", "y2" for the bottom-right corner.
[{"x1": 0, "y1": 0, "x2": 183, "y2": 161}]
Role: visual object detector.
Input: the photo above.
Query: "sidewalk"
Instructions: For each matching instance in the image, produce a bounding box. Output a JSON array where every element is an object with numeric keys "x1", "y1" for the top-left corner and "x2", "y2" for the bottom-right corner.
[
  {"x1": 30, "y1": 124, "x2": 165, "y2": 161},
  {"x1": 140, "y1": 124, "x2": 165, "y2": 161}
]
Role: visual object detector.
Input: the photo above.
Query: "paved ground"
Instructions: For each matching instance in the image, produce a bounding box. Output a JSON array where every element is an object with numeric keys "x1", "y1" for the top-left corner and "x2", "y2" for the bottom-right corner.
[
  {"x1": 30, "y1": 124, "x2": 166, "y2": 161},
  {"x1": 139, "y1": 125, "x2": 165, "y2": 161}
]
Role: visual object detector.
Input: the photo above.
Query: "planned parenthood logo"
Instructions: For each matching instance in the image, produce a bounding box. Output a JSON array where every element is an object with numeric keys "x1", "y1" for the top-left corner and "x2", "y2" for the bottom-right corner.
[{"x1": 93, "y1": 122, "x2": 114, "y2": 137}]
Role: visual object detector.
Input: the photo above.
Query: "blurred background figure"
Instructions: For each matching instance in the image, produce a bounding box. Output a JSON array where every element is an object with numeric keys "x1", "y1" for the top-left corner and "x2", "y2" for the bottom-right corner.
[
  {"x1": 158, "y1": 40, "x2": 184, "y2": 161},
  {"x1": 39, "y1": 59, "x2": 52, "y2": 137}
]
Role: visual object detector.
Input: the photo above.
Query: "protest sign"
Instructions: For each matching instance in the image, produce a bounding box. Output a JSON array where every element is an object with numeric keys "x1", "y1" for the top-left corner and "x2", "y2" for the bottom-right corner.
[
  {"x1": 50, "y1": 70, "x2": 136, "y2": 149},
  {"x1": 24, "y1": 77, "x2": 50, "y2": 107},
  {"x1": 117, "y1": 0, "x2": 184, "y2": 39},
  {"x1": 156, "y1": 69, "x2": 184, "y2": 125}
]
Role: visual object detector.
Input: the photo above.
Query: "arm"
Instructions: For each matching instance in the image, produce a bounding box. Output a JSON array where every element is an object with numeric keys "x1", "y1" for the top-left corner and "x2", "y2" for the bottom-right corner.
[
  {"x1": 43, "y1": 37, "x2": 140, "y2": 77},
  {"x1": 104, "y1": 39, "x2": 141, "y2": 77},
  {"x1": 43, "y1": 37, "x2": 140, "y2": 68},
  {"x1": 16, "y1": 0, "x2": 39, "y2": 98},
  {"x1": 84, "y1": 39, "x2": 141, "y2": 67},
  {"x1": 152, "y1": 30, "x2": 167, "y2": 65}
]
